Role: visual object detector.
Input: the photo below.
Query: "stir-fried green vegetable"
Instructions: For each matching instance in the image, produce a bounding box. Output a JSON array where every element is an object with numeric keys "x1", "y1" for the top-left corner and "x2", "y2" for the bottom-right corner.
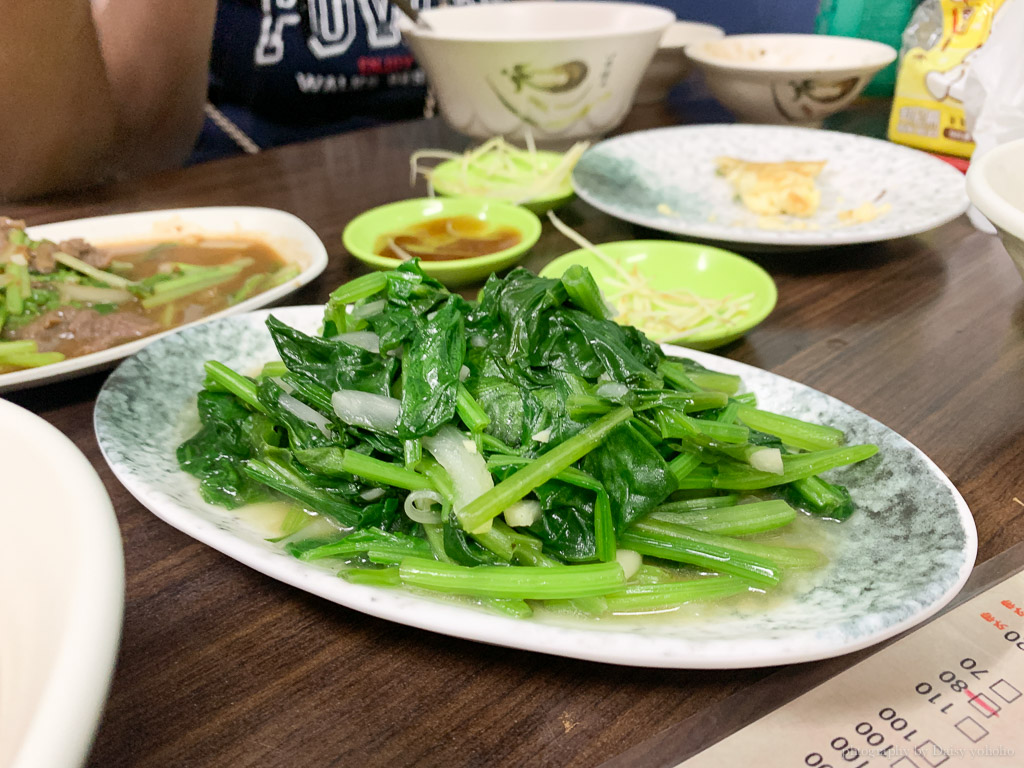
[{"x1": 178, "y1": 261, "x2": 879, "y2": 618}]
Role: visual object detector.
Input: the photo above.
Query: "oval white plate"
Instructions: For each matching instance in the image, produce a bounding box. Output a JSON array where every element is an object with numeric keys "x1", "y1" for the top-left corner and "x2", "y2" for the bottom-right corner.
[
  {"x1": 0, "y1": 207, "x2": 328, "y2": 393},
  {"x1": 0, "y1": 400, "x2": 123, "y2": 768},
  {"x1": 572, "y1": 124, "x2": 970, "y2": 249},
  {"x1": 94, "y1": 306, "x2": 976, "y2": 669}
]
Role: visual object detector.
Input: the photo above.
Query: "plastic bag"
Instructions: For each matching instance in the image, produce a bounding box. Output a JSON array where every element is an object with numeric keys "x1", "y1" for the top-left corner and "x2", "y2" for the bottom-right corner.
[
  {"x1": 887, "y1": 0, "x2": 1010, "y2": 158},
  {"x1": 962, "y1": 0, "x2": 1024, "y2": 161}
]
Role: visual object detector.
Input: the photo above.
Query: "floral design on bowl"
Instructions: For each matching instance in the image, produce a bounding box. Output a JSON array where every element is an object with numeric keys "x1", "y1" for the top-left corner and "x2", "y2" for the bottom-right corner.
[
  {"x1": 486, "y1": 57, "x2": 613, "y2": 135},
  {"x1": 771, "y1": 76, "x2": 864, "y2": 124}
]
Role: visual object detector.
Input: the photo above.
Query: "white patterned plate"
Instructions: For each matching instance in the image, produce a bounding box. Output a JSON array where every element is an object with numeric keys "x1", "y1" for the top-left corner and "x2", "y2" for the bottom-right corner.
[
  {"x1": 94, "y1": 306, "x2": 976, "y2": 669},
  {"x1": 572, "y1": 124, "x2": 970, "y2": 249},
  {"x1": 0, "y1": 207, "x2": 328, "y2": 393}
]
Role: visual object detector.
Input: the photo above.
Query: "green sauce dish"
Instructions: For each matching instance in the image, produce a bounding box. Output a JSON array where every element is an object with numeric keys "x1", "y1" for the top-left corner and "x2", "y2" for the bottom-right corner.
[
  {"x1": 343, "y1": 197, "x2": 542, "y2": 287},
  {"x1": 540, "y1": 240, "x2": 777, "y2": 350},
  {"x1": 429, "y1": 150, "x2": 576, "y2": 214}
]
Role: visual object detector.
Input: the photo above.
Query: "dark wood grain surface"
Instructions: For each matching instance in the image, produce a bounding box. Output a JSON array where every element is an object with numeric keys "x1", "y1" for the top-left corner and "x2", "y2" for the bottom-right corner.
[{"x1": 6, "y1": 108, "x2": 1024, "y2": 768}]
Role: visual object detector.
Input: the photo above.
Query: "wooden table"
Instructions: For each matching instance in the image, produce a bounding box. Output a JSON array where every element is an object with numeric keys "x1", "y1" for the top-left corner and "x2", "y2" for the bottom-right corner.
[{"x1": 7, "y1": 110, "x2": 1024, "y2": 768}]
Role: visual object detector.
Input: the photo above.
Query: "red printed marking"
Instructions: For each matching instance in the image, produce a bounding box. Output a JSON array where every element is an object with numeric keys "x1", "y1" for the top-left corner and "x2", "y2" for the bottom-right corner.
[
  {"x1": 358, "y1": 55, "x2": 415, "y2": 75},
  {"x1": 965, "y1": 689, "x2": 1000, "y2": 718},
  {"x1": 999, "y1": 598, "x2": 1024, "y2": 617}
]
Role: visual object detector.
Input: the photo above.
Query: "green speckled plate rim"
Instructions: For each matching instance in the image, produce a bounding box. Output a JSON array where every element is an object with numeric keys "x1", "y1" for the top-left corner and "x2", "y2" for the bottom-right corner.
[
  {"x1": 342, "y1": 197, "x2": 542, "y2": 280},
  {"x1": 92, "y1": 305, "x2": 977, "y2": 669},
  {"x1": 429, "y1": 150, "x2": 575, "y2": 213},
  {"x1": 540, "y1": 240, "x2": 778, "y2": 349}
]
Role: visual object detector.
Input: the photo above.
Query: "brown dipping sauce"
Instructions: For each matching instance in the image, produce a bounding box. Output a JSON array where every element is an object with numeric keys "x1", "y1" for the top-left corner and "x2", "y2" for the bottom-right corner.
[
  {"x1": 375, "y1": 215, "x2": 521, "y2": 262},
  {"x1": 1, "y1": 239, "x2": 286, "y2": 372}
]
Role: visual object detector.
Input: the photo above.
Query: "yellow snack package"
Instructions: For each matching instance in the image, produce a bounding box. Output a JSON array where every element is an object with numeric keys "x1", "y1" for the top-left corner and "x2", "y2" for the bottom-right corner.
[{"x1": 888, "y1": 0, "x2": 1009, "y2": 157}]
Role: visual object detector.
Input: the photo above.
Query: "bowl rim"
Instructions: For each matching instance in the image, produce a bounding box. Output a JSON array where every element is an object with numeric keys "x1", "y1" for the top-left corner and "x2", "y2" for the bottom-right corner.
[
  {"x1": 539, "y1": 239, "x2": 778, "y2": 347},
  {"x1": 686, "y1": 33, "x2": 897, "y2": 75},
  {"x1": 659, "y1": 20, "x2": 726, "y2": 50},
  {"x1": 398, "y1": 1, "x2": 675, "y2": 43},
  {"x1": 3, "y1": 398, "x2": 124, "y2": 768},
  {"x1": 341, "y1": 197, "x2": 542, "y2": 275},
  {"x1": 966, "y1": 137, "x2": 1024, "y2": 239}
]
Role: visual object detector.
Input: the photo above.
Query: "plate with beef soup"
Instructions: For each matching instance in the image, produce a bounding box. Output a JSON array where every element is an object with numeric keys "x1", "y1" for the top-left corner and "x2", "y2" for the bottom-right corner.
[{"x1": 0, "y1": 207, "x2": 328, "y2": 393}]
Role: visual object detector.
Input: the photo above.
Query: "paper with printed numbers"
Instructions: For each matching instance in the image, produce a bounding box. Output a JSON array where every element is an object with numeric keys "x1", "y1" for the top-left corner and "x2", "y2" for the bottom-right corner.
[{"x1": 679, "y1": 570, "x2": 1024, "y2": 766}]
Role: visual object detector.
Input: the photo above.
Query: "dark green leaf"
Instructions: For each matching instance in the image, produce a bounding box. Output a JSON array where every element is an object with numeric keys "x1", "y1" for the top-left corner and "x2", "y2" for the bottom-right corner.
[
  {"x1": 267, "y1": 314, "x2": 396, "y2": 395},
  {"x1": 529, "y1": 482, "x2": 596, "y2": 562},
  {"x1": 176, "y1": 391, "x2": 269, "y2": 508},
  {"x1": 398, "y1": 295, "x2": 465, "y2": 438},
  {"x1": 444, "y1": 510, "x2": 503, "y2": 565},
  {"x1": 468, "y1": 376, "x2": 525, "y2": 448},
  {"x1": 583, "y1": 423, "x2": 677, "y2": 533}
]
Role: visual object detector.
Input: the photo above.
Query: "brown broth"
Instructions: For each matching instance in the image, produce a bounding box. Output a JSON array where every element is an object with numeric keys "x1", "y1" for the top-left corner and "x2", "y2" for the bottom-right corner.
[
  {"x1": 374, "y1": 215, "x2": 521, "y2": 262},
  {"x1": 1, "y1": 238, "x2": 288, "y2": 372},
  {"x1": 107, "y1": 239, "x2": 286, "y2": 316}
]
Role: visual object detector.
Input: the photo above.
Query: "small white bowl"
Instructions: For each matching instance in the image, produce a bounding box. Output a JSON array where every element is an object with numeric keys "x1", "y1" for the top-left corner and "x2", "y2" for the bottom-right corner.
[
  {"x1": 966, "y1": 137, "x2": 1024, "y2": 282},
  {"x1": 686, "y1": 33, "x2": 896, "y2": 126},
  {"x1": 635, "y1": 21, "x2": 725, "y2": 105},
  {"x1": 0, "y1": 399, "x2": 123, "y2": 768},
  {"x1": 400, "y1": 1, "x2": 674, "y2": 142}
]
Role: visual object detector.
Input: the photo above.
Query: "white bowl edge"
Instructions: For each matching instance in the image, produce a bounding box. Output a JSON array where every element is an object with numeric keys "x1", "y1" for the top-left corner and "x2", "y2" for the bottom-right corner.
[
  {"x1": 1, "y1": 400, "x2": 124, "y2": 768},
  {"x1": 966, "y1": 138, "x2": 1024, "y2": 239},
  {"x1": 686, "y1": 33, "x2": 897, "y2": 75},
  {"x1": 400, "y1": 1, "x2": 675, "y2": 42},
  {"x1": 659, "y1": 20, "x2": 725, "y2": 49}
]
